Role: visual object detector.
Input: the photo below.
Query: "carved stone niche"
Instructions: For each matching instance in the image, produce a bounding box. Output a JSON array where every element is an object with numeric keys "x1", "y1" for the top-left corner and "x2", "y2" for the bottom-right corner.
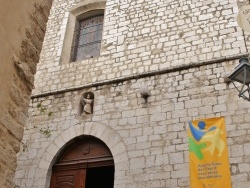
[{"x1": 79, "y1": 92, "x2": 94, "y2": 115}]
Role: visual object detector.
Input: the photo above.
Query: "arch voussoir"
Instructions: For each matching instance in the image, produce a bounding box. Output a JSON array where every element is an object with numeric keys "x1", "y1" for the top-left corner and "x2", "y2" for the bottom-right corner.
[{"x1": 35, "y1": 122, "x2": 128, "y2": 188}]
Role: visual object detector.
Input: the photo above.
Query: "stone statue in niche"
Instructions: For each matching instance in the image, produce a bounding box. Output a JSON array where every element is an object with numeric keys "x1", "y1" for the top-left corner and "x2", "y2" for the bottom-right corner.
[{"x1": 80, "y1": 92, "x2": 94, "y2": 115}]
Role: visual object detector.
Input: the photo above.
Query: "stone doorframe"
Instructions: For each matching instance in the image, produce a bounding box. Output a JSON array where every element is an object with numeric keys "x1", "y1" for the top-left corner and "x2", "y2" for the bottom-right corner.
[{"x1": 34, "y1": 122, "x2": 129, "y2": 188}]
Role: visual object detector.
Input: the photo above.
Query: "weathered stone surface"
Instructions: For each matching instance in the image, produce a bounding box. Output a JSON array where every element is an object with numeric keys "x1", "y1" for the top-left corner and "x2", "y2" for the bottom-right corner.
[
  {"x1": 0, "y1": 0, "x2": 52, "y2": 187},
  {"x1": 14, "y1": 0, "x2": 250, "y2": 188}
]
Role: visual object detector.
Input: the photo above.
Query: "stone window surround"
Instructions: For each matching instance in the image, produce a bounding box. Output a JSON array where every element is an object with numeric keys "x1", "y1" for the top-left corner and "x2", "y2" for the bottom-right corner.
[{"x1": 60, "y1": 0, "x2": 106, "y2": 65}]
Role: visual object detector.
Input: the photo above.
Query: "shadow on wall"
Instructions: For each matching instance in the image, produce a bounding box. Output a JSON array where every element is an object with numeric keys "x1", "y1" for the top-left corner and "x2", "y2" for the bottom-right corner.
[{"x1": 0, "y1": 0, "x2": 52, "y2": 187}]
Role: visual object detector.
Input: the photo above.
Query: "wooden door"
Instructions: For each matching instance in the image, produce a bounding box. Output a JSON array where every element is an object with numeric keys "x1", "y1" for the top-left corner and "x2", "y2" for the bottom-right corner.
[
  {"x1": 50, "y1": 169, "x2": 86, "y2": 188},
  {"x1": 50, "y1": 136, "x2": 114, "y2": 188}
]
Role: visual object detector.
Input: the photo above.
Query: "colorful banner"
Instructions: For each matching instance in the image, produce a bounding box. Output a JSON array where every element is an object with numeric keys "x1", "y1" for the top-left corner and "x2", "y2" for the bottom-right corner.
[{"x1": 188, "y1": 117, "x2": 231, "y2": 188}]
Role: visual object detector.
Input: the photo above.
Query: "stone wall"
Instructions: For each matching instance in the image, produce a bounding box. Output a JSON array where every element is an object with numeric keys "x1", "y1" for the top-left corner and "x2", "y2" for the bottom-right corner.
[
  {"x1": 33, "y1": 0, "x2": 246, "y2": 95},
  {"x1": 14, "y1": 0, "x2": 250, "y2": 188},
  {"x1": 0, "y1": 1, "x2": 52, "y2": 187},
  {"x1": 15, "y1": 61, "x2": 250, "y2": 188}
]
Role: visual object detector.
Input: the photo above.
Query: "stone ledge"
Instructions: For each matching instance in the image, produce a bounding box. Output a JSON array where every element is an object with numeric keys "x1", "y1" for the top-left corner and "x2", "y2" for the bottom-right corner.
[{"x1": 31, "y1": 53, "x2": 248, "y2": 99}]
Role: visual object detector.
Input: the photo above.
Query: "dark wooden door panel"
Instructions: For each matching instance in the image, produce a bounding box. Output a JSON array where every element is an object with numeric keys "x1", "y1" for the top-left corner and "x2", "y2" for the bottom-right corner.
[
  {"x1": 57, "y1": 183, "x2": 74, "y2": 188},
  {"x1": 59, "y1": 138, "x2": 113, "y2": 163},
  {"x1": 50, "y1": 169, "x2": 86, "y2": 188}
]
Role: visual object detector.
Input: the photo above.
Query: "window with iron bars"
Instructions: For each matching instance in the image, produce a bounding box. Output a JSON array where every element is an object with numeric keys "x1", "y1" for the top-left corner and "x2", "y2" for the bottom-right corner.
[{"x1": 71, "y1": 15, "x2": 104, "y2": 61}]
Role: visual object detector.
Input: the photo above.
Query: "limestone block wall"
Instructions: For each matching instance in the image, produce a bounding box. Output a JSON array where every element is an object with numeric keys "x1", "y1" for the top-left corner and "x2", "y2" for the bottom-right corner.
[
  {"x1": 33, "y1": 0, "x2": 247, "y2": 95},
  {"x1": 14, "y1": 0, "x2": 250, "y2": 188},
  {"x1": 15, "y1": 60, "x2": 250, "y2": 188},
  {"x1": 0, "y1": 1, "x2": 52, "y2": 187}
]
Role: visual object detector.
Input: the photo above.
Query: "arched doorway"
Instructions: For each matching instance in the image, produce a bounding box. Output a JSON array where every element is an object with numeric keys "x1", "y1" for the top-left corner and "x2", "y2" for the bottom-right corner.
[{"x1": 50, "y1": 136, "x2": 114, "y2": 188}]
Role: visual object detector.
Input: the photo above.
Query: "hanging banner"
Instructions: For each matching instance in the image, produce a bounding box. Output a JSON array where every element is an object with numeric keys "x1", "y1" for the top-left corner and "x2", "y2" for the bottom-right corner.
[{"x1": 188, "y1": 117, "x2": 232, "y2": 188}]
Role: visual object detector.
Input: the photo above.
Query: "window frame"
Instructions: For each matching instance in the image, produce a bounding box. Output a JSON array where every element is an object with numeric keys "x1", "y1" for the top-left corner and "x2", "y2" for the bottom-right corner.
[
  {"x1": 59, "y1": 0, "x2": 106, "y2": 64},
  {"x1": 71, "y1": 13, "x2": 104, "y2": 61}
]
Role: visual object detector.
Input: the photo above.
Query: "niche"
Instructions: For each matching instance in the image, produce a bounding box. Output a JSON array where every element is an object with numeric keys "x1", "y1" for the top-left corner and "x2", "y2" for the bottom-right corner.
[{"x1": 80, "y1": 92, "x2": 94, "y2": 115}]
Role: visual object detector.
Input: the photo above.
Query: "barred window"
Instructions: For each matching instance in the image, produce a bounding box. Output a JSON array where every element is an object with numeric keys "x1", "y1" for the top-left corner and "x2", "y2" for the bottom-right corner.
[{"x1": 71, "y1": 15, "x2": 104, "y2": 61}]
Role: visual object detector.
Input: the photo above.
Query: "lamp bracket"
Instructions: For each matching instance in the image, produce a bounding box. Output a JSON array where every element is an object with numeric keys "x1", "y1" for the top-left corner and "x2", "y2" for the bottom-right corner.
[{"x1": 232, "y1": 81, "x2": 250, "y2": 101}]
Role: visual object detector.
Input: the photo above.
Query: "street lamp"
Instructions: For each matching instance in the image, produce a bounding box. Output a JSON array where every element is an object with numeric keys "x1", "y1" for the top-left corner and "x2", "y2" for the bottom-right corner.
[{"x1": 228, "y1": 57, "x2": 250, "y2": 101}]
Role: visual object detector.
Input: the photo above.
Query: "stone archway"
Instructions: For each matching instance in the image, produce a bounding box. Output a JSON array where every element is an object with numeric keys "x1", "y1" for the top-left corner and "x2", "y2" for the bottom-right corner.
[
  {"x1": 50, "y1": 135, "x2": 114, "y2": 188},
  {"x1": 34, "y1": 122, "x2": 129, "y2": 188}
]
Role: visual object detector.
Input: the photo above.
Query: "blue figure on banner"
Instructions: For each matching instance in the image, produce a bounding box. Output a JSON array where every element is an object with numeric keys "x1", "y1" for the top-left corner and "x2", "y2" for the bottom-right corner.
[{"x1": 188, "y1": 121, "x2": 216, "y2": 141}]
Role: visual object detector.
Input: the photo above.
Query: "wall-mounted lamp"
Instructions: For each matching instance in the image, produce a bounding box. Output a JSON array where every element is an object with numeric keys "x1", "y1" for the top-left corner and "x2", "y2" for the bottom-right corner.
[
  {"x1": 228, "y1": 57, "x2": 250, "y2": 101},
  {"x1": 139, "y1": 85, "x2": 150, "y2": 103}
]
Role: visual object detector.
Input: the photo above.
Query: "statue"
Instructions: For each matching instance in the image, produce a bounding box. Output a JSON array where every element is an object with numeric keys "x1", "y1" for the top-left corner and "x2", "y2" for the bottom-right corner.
[{"x1": 81, "y1": 93, "x2": 94, "y2": 114}]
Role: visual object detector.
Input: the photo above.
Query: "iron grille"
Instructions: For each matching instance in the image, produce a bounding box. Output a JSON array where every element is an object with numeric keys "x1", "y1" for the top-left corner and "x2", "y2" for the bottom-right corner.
[{"x1": 71, "y1": 15, "x2": 104, "y2": 61}]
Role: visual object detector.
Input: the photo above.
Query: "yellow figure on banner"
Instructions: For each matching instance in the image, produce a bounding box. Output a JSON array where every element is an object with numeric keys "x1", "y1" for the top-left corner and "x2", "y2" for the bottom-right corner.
[{"x1": 201, "y1": 128, "x2": 225, "y2": 156}]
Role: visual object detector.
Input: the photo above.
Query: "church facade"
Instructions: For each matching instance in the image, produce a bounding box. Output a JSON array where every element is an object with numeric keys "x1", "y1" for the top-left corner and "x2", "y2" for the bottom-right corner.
[{"x1": 14, "y1": 0, "x2": 250, "y2": 187}]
